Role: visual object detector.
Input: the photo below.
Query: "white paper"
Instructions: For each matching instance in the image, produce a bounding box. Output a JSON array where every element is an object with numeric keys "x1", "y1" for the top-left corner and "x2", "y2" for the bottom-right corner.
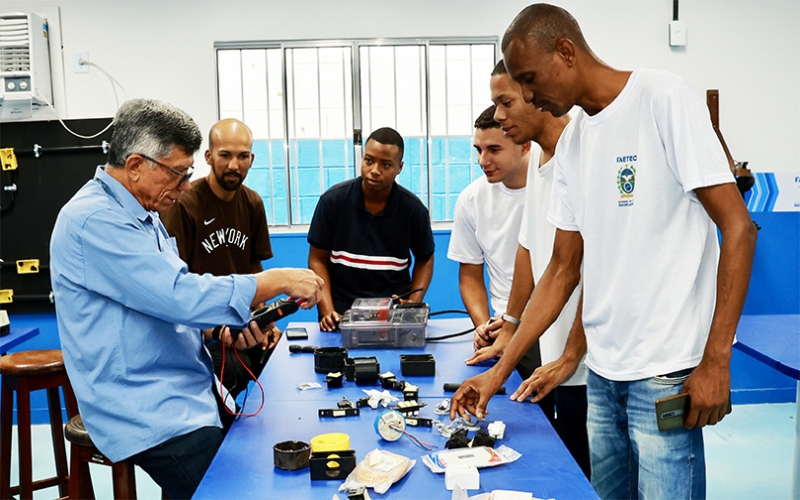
[{"x1": 422, "y1": 445, "x2": 521, "y2": 473}]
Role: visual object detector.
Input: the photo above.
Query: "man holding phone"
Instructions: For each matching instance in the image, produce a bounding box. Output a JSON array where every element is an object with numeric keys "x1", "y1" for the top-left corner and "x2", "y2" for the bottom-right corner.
[{"x1": 450, "y1": 5, "x2": 757, "y2": 499}]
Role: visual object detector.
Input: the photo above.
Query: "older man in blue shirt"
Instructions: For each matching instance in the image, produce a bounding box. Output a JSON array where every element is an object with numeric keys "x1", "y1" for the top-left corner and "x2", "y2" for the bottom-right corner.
[{"x1": 50, "y1": 99, "x2": 323, "y2": 499}]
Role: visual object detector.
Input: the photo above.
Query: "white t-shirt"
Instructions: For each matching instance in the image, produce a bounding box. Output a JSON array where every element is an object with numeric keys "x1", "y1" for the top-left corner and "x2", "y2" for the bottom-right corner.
[
  {"x1": 549, "y1": 69, "x2": 733, "y2": 381},
  {"x1": 519, "y1": 146, "x2": 587, "y2": 386},
  {"x1": 447, "y1": 175, "x2": 526, "y2": 316}
]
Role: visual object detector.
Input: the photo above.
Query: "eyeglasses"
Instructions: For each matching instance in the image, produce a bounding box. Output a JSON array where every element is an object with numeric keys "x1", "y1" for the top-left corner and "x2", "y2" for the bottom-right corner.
[{"x1": 136, "y1": 153, "x2": 194, "y2": 187}]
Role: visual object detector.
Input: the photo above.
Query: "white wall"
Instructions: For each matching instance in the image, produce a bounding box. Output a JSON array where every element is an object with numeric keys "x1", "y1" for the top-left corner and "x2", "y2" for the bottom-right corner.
[{"x1": 6, "y1": 0, "x2": 799, "y2": 174}]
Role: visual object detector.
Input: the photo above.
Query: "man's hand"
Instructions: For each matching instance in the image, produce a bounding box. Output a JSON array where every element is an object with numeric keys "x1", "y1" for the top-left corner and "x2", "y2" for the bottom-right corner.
[
  {"x1": 681, "y1": 357, "x2": 731, "y2": 429},
  {"x1": 220, "y1": 320, "x2": 266, "y2": 350},
  {"x1": 466, "y1": 327, "x2": 512, "y2": 365},
  {"x1": 473, "y1": 317, "x2": 503, "y2": 350},
  {"x1": 319, "y1": 311, "x2": 341, "y2": 332},
  {"x1": 261, "y1": 324, "x2": 282, "y2": 350},
  {"x1": 449, "y1": 370, "x2": 504, "y2": 421},
  {"x1": 283, "y1": 269, "x2": 324, "y2": 308},
  {"x1": 511, "y1": 356, "x2": 580, "y2": 403}
]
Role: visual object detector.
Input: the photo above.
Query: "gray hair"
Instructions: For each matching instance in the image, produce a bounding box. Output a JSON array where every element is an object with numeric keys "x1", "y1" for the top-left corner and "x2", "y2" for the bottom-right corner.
[{"x1": 107, "y1": 99, "x2": 202, "y2": 167}]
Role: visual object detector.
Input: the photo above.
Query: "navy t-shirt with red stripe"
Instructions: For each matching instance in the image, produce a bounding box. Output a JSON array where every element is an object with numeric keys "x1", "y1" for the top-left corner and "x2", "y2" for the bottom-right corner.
[{"x1": 307, "y1": 177, "x2": 435, "y2": 315}]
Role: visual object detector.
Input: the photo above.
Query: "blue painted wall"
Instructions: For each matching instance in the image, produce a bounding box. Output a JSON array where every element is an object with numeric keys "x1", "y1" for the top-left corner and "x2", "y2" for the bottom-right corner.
[{"x1": 5, "y1": 213, "x2": 798, "y2": 422}]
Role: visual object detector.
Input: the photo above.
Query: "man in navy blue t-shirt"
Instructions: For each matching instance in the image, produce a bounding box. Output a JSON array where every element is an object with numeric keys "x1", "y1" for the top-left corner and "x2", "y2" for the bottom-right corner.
[{"x1": 307, "y1": 127, "x2": 435, "y2": 332}]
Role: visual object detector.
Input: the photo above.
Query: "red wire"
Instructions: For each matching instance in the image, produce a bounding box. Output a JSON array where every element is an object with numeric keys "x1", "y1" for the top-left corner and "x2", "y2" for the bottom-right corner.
[{"x1": 218, "y1": 339, "x2": 265, "y2": 417}]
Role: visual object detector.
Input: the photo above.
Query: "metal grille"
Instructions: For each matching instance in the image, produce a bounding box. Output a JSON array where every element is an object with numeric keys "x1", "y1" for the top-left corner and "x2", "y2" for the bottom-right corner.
[{"x1": 0, "y1": 15, "x2": 32, "y2": 73}]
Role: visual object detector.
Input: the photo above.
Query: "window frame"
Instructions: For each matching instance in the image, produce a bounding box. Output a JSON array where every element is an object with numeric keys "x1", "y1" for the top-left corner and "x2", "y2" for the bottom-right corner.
[{"x1": 214, "y1": 37, "x2": 499, "y2": 232}]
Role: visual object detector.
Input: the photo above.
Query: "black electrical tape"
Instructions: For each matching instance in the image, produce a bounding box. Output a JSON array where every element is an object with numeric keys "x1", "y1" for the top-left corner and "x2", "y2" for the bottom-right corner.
[
  {"x1": 289, "y1": 344, "x2": 320, "y2": 354},
  {"x1": 273, "y1": 440, "x2": 310, "y2": 470}
]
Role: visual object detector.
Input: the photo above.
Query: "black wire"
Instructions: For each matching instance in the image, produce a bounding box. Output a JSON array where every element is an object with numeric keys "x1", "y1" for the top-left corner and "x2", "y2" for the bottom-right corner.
[
  {"x1": 426, "y1": 326, "x2": 476, "y2": 342},
  {"x1": 429, "y1": 309, "x2": 470, "y2": 317},
  {"x1": 425, "y1": 309, "x2": 472, "y2": 341}
]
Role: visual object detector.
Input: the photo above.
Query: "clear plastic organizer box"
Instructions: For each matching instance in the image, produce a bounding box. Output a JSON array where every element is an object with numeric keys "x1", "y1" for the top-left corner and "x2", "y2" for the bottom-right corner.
[{"x1": 339, "y1": 298, "x2": 429, "y2": 348}]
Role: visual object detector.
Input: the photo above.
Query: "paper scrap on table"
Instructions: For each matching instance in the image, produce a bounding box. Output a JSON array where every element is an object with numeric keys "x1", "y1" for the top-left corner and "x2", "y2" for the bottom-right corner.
[
  {"x1": 491, "y1": 491, "x2": 532, "y2": 500},
  {"x1": 297, "y1": 382, "x2": 322, "y2": 390},
  {"x1": 452, "y1": 488, "x2": 552, "y2": 500},
  {"x1": 422, "y1": 445, "x2": 521, "y2": 473}
]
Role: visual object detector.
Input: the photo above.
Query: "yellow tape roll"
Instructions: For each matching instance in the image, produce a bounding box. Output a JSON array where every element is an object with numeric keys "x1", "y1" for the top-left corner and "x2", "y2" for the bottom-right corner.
[{"x1": 310, "y1": 433, "x2": 350, "y2": 452}]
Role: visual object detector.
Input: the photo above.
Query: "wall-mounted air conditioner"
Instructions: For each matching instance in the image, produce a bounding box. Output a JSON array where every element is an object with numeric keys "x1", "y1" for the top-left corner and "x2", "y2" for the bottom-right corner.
[{"x1": 0, "y1": 13, "x2": 52, "y2": 121}]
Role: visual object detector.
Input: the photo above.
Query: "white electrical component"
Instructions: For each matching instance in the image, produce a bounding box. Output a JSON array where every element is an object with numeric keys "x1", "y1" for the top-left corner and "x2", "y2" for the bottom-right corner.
[
  {"x1": 444, "y1": 464, "x2": 480, "y2": 491},
  {"x1": 0, "y1": 12, "x2": 52, "y2": 120},
  {"x1": 669, "y1": 20, "x2": 687, "y2": 47},
  {"x1": 487, "y1": 421, "x2": 506, "y2": 440},
  {"x1": 374, "y1": 410, "x2": 405, "y2": 441}
]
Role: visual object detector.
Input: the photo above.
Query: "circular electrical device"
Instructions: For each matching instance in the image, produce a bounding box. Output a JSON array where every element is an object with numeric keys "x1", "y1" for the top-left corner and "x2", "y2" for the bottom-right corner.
[{"x1": 374, "y1": 410, "x2": 406, "y2": 441}]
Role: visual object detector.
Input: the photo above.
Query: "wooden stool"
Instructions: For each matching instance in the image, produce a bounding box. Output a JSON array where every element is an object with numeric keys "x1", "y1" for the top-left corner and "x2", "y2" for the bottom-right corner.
[
  {"x1": 64, "y1": 415, "x2": 137, "y2": 500},
  {"x1": 0, "y1": 349, "x2": 78, "y2": 500}
]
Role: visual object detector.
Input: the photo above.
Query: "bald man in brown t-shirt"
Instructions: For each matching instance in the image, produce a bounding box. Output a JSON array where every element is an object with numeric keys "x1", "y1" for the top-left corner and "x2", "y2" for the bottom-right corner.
[{"x1": 162, "y1": 118, "x2": 277, "y2": 404}]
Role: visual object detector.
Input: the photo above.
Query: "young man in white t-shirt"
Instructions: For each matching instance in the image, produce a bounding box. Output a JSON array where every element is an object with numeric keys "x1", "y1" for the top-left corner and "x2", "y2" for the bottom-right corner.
[
  {"x1": 451, "y1": 4, "x2": 757, "y2": 499},
  {"x1": 448, "y1": 105, "x2": 544, "y2": 380},
  {"x1": 464, "y1": 59, "x2": 590, "y2": 479}
]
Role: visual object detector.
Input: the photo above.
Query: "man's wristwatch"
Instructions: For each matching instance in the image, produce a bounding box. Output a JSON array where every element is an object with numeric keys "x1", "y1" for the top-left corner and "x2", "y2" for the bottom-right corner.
[{"x1": 501, "y1": 313, "x2": 521, "y2": 326}]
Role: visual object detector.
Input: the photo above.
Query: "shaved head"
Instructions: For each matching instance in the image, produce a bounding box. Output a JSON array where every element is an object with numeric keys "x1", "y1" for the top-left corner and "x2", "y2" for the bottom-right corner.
[
  {"x1": 205, "y1": 118, "x2": 255, "y2": 196},
  {"x1": 502, "y1": 3, "x2": 589, "y2": 53},
  {"x1": 209, "y1": 118, "x2": 253, "y2": 150}
]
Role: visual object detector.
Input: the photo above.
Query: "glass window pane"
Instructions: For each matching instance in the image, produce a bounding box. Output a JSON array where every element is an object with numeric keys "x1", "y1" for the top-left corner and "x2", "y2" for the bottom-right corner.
[
  {"x1": 218, "y1": 50, "x2": 243, "y2": 119},
  {"x1": 217, "y1": 38, "x2": 496, "y2": 227}
]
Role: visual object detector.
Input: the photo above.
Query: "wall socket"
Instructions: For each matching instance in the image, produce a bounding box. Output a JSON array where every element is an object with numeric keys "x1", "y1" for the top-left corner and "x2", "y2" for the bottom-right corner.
[{"x1": 73, "y1": 51, "x2": 89, "y2": 73}]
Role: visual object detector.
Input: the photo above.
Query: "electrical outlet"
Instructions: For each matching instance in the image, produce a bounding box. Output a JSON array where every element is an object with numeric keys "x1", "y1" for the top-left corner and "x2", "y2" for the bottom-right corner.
[{"x1": 73, "y1": 51, "x2": 89, "y2": 73}]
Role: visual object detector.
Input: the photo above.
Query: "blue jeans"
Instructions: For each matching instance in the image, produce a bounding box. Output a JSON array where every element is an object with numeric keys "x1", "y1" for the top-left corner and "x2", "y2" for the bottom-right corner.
[
  {"x1": 129, "y1": 426, "x2": 223, "y2": 500},
  {"x1": 587, "y1": 369, "x2": 705, "y2": 500}
]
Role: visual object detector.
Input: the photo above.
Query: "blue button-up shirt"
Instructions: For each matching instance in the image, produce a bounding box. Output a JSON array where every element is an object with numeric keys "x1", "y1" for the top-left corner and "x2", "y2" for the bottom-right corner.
[{"x1": 50, "y1": 166, "x2": 257, "y2": 462}]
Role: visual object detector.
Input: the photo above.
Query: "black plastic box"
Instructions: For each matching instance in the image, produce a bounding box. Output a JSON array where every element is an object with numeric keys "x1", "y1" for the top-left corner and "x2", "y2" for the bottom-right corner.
[
  {"x1": 309, "y1": 450, "x2": 356, "y2": 480},
  {"x1": 400, "y1": 353, "x2": 435, "y2": 376}
]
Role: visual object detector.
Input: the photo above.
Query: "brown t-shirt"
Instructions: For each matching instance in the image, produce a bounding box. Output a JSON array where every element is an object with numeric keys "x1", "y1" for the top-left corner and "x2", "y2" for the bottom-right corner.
[{"x1": 161, "y1": 178, "x2": 273, "y2": 276}]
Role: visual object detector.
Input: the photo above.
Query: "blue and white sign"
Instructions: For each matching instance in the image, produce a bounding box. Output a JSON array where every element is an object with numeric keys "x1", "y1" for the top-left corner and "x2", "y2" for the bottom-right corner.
[{"x1": 745, "y1": 173, "x2": 800, "y2": 212}]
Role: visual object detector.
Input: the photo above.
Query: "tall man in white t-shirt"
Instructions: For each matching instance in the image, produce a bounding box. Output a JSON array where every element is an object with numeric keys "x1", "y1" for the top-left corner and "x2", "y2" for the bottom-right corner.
[
  {"x1": 451, "y1": 4, "x2": 757, "y2": 499},
  {"x1": 464, "y1": 60, "x2": 590, "y2": 478},
  {"x1": 447, "y1": 105, "x2": 543, "y2": 381}
]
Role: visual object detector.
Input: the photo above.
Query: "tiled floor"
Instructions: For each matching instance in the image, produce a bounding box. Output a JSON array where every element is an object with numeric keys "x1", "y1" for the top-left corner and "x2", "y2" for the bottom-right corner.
[{"x1": 8, "y1": 402, "x2": 796, "y2": 499}]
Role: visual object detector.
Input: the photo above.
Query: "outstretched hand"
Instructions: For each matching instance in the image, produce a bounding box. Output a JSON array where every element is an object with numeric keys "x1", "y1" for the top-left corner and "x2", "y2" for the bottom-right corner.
[
  {"x1": 449, "y1": 371, "x2": 504, "y2": 421},
  {"x1": 511, "y1": 357, "x2": 579, "y2": 403}
]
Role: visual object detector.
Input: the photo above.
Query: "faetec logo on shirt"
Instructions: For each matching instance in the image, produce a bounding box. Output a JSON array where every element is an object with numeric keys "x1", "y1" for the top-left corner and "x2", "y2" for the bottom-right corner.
[{"x1": 616, "y1": 155, "x2": 637, "y2": 207}]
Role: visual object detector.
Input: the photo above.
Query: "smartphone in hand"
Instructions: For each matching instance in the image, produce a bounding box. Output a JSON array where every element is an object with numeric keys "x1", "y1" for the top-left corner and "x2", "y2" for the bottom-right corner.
[{"x1": 655, "y1": 393, "x2": 732, "y2": 432}]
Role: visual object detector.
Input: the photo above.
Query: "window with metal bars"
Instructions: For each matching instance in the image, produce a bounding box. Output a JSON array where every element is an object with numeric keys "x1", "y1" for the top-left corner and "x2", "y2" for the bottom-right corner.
[{"x1": 215, "y1": 38, "x2": 497, "y2": 227}]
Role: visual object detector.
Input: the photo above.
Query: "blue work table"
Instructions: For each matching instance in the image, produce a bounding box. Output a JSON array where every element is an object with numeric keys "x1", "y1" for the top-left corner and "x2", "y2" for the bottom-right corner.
[
  {"x1": 0, "y1": 328, "x2": 39, "y2": 355},
  {"x1": 194, "y1": 318, "x2": 598, "y2": 499},
  {"x1": 733, "y1": 314, "x2": 800, "y2": 499}
]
